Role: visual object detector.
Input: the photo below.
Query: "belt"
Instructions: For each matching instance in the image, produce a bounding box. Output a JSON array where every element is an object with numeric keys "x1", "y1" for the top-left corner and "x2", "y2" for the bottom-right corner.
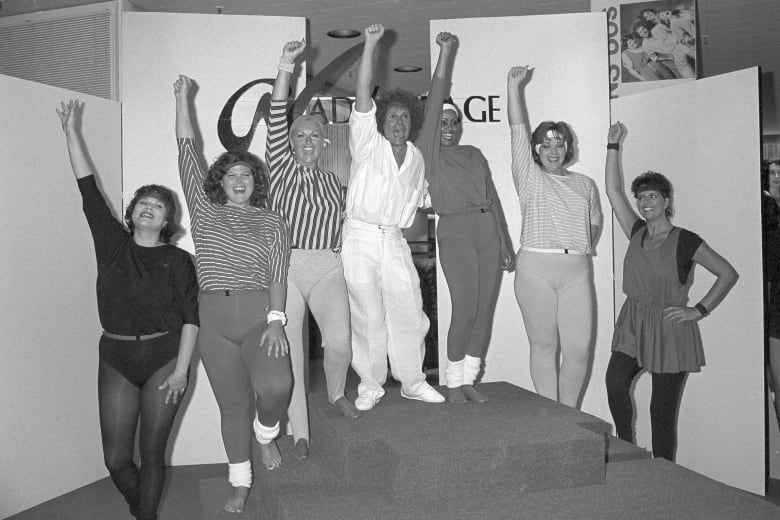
[
  {"x1": 346, "y1": 219, "x2": 400, "y2": 232},
  {"x1": 522, "y1": 246, "x2": 585, "y2": 255},
  {"x1": 201, "y1": 288, "x2": 266, "y2": 296},
  {"x1": 442, "y1": 205, "x2": 492, "y2": 217},
  {"x1": 102, "y1": 331, "x2": 170, "y2": 341}
]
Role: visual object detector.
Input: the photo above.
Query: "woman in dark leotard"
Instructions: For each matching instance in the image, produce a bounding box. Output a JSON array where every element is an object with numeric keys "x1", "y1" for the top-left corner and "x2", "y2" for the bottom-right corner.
[{"x1": 58, "y1": 100, "x2": 199, "y2": 520}]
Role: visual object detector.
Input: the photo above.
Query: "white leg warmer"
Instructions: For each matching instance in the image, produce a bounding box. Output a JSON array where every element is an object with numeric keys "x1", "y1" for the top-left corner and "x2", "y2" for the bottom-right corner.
[
  {"x1": 445, "y1": 358, "x2": 465, "y2": 388},
  {"x1": 253, "y1": 417, "x2": 280, "y2": 445},
  {"x1": 228, "y1": 460, "x2": 252, "y2": 488},
  {"x1": 463, "y1": 355, "x2": 482, "y2": 386}
]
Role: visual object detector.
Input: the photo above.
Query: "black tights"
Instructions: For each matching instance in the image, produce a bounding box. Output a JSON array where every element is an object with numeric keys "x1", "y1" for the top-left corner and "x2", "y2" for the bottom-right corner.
[
  {"x1": 605, "y1": 351, "x2": 687, "y2": 461},
  {"x1": 98, "y1": 357, "x2": 182, "y2": 520}
]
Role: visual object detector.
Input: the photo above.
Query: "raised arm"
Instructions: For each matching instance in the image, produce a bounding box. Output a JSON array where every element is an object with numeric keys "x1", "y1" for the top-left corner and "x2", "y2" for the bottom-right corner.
[
  {"x1": 57, "y1": 100, "x2": 94, "y2": 180},
  {"x1": 605, "y1": 122, "x2": 639, "y2": 238},
  {"x1": 433, "y1": 32, "x2": 457, "y2": 81},
  {"x1": 354, "y1": 24, "x2": 384, "y2": 113},
  {"x1": 272, "y1": 39, "x2": 306, "y2": 102},
  {"x1": 174, "y1": 75, "x2": 195, "y2": 139},
  {"x1": 506, "y1": 66, "x2": 530, "y2": 126}
]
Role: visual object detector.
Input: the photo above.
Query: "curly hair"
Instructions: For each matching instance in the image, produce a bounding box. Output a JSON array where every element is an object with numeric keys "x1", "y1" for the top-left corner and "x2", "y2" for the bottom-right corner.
[
  {"x1": 631, "y1": 170, "x2": 675, "y2": 218},
  {"x1": 124, "y1": 184, "x2": 178, "y2": 243},
  {"x1": 375, "y1": 88, "x2": 425, "y2": 143},
  {"x1": 203, "y1": 149, "x2": 269, "y2": 208},
  {"x1": 632, "y1": 19, "x2": 655, "y2": 36},
  {"x1": 530, "y1": 121, "x2": 575, "y2": 166},
  {"x1": 762, "y1": 158, "x2": 780, "y2": 192}
]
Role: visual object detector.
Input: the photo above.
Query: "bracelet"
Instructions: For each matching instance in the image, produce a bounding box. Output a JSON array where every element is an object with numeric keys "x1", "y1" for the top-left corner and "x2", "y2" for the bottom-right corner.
[
  {"x1": 267, "y1": 310, "x2": 287, "y2": 326},
  {"x1": 694, "y1": 302, "x2": 709, "y2": 317},
  {"x1": 278, "y1": 60, "x2": 295, "y2": 73},
  {"x1": 606, "y1": 143, "x2": 620, "y2": 150}
]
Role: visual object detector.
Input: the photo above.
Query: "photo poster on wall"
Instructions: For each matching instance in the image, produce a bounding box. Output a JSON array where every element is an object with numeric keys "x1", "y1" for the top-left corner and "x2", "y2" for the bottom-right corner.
[
  {"x1": 611, "y1": 67, "x2": 763, "y2": 493},
  {"x1": 121, "y1": 12, "x2": 306, "y2": 465},
  {"x1": 591, "y1": 0, "x2": 697, "y2": 98},
  {"x1": 0, "y1": 73, "x2": 121, "y2": 518},
  {"x1": 429, "y1": 14, "x2": 612, "y2": 412}
]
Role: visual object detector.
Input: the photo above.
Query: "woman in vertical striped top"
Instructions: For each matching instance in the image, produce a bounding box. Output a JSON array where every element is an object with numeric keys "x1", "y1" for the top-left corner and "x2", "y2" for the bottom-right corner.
[
  {"x1": 506, "y1": 65, "x2": 602, "y2": 408},
  {"x1": 174, "y1": 75, "x2": 293, "y2": 515},
  {"x1": 267, "y1": 40, "x2": 360, "y2": 460}
]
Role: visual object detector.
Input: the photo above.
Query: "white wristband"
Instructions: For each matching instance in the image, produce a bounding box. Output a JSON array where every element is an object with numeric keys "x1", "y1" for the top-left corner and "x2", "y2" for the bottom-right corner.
[
  {"x1": 278, "y1": 60, "x2": 294, "y2": 73},
  {"x1": 267, "y1": 310, "x2": 287, "y2": 326}
]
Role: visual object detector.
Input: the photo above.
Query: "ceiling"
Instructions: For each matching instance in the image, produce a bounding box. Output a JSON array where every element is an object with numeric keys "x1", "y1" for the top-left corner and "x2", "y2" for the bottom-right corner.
[{"x1": 2, "y1": 0, "x2": 779, "y2": 131}]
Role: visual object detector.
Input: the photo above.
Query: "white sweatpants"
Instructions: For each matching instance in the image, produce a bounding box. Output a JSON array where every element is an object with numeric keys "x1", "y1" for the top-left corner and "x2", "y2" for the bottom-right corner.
[{"x1": 341, "y1": 219, "x2": 428, "y2": 394}]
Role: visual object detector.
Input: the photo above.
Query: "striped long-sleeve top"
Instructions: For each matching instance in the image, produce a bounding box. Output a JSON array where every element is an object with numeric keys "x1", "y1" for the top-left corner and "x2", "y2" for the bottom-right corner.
[
  {"x1": 510, "y1": 124, "x2": 601, "y2": 254},
  {"x1": 177, "y1": 138, "x2": 291, "y2": 291},
  {"x1": 266, "y1": 99, "x2": 344, "y2": 249}
]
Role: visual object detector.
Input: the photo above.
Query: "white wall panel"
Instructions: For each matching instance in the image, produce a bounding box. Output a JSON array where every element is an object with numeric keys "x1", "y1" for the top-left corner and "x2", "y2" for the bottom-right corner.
[
  {"x1": 431, "y1": 13, "x2": 612, "y2": 413},
  {"x1": 612, "y1": 67, "x2": 763, "y2": 493},
  {"x1": 0, "y1": 73, "x2": 121, "y2": 518}
]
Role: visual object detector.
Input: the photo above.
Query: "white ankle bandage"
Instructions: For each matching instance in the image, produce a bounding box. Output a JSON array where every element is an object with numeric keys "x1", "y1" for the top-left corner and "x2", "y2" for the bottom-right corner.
[
  {"x1": 253, "y1": 417, "x2": 280, "y2": 445},
  {"x1": 463, "y1": 355, "x2": 482, "y2": 386},
  {"x1": 228, "y1": 460, "x2": 252, "y2": 488},
  {"x1": 446, "y1": 358, "x2": 465, "y2": 388}
]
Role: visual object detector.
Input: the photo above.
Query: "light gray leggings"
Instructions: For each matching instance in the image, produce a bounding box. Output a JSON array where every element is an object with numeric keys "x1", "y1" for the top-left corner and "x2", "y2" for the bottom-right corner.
[
  {"x1": 286, "y1": 249, "x2": 352, "y2": 442},
  {"x1": 514, "y1": 250, "x2": 594, "y2": 407}
]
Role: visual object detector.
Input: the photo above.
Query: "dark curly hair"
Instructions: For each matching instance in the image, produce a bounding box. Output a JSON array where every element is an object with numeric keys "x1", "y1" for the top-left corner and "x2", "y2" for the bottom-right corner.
[
  {"x1": 632, "y1": 19, "x2": 655, "y2": 36},
  {"x1": 375, "y1": 88, "x2": 425, "y2": 143},
  {"x1": 762, "y1": 158, "x2": 780, "y2": 192},
  {"x1": 203, "y1": 150, "x2": 269, "y2": 208},
  {"x1": 530, "y1": 121, "x2": 575, "y2": 167},
  {"x1": 124, "y1": 184, "x2": 178, "y2": 243},
  {"x1": 631, "y1": 170, "x2": 675, "y2": 218}
]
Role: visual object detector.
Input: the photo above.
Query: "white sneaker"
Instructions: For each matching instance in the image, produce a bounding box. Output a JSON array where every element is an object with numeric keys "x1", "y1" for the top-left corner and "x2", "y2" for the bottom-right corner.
[
  {"x1": 401, "y1": 382, "x2": 445, "y2": 403},
  {"x1": 354, "y1": 389, "x2": 384, "y2": 411}
]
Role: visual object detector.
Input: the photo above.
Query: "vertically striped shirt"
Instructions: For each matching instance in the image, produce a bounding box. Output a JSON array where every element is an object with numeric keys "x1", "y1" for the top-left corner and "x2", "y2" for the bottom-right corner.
[
  {"x1": 177, "y1": 138, "x2": 291, "y2": 291},
  {"x1": 266, "y1": 100, "x2": 344, "y2": 249},
  {"x1": 510, "y1": 124, "x2": 601, "y2": 254}
]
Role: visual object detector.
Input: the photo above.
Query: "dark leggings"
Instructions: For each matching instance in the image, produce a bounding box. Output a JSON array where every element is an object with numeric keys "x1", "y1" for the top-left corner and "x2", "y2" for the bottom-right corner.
[
  {"x1": 437, "y1": 210, "x2": 502, "y2": 361},
  {"x1": 98, "y1": 333, "x2": 183, "y2": 520},
  {"x1": 605, "y1": 351, "x2": 687, "y2": 461},
  {"x1": 198, "y1": 290, "x2": 293, "y2": 464}
]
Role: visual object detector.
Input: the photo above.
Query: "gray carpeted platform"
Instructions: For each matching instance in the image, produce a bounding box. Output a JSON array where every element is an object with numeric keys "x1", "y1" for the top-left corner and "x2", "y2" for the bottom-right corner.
[{"x1": 199, "y1": 382, "x2": 777, "y2": 519}]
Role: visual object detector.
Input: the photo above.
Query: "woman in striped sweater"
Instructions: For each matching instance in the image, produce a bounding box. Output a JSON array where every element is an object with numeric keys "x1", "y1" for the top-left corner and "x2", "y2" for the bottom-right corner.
[
  {"x1": 174, "y1": 75, "x2": 293, "y2": 514},
  {"x1": 506, "y1": 65, "x2": 602, "y2": 408},
  {"x1": 267, "y1": 40, "x2": 360, "y2": 459}
]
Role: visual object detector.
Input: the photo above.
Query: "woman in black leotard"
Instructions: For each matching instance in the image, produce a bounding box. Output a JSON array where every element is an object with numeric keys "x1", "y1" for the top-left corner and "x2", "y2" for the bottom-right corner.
[{"x1": 57, "y1": 100, "x2": 199, "y2": 520}]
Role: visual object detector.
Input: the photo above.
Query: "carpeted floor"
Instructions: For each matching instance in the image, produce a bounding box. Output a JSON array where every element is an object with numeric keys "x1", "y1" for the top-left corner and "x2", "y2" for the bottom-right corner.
[{"x1": 9, "y1": 362, "x2": 780, "y2": 520}]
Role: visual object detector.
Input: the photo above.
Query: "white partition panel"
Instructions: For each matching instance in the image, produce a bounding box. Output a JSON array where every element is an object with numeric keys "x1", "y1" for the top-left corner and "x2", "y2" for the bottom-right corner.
[
  {"x1": 121, "y1": 12, "x2": 305, "y2": 465},
  {"x1": 612, "y1": 67, "x2": 763, "y2": 493},
  {"x1": 0, "y1": 74, "x2": 121, "y2": 518},
  {"x1": 431, "y1": 14, "x2": 613, "y2": 413}
]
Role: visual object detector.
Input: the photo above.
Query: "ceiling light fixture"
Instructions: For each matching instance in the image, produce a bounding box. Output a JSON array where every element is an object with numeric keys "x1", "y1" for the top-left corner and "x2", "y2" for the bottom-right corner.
[
  {"x1": 327, "y1": 29, "x2": 361, "y2": 39},
  {"x1": 394, "y1": 65, "x2": 422, "y2": 73}
]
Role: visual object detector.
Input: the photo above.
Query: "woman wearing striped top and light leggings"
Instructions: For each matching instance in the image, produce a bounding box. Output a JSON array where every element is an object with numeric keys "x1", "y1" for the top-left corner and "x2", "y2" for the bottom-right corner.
[
  {"x1": 174, "y1": 75, "x2": 293, "y2": 514},
  {"x1": 267, "y1": 40, "x2": 361, "y2": 460},
  {"x1": 506, "y1": 66, "x2": 602, "y2": 408}
]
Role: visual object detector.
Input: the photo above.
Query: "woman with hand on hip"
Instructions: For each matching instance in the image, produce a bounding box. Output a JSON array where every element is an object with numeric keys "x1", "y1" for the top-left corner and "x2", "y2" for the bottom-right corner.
[
  {"x1": 267, "y1": 39, "x2": 360, "y2": 459},
  {"x1": 175, "y1": 76, "x2": 293, "y2": 513},
  {"x1": 604, "y1": 122, "x2": 737, "y2": 461},
  {"x1": 417, "y1": 32, "x2": 514, "y2": 403},
  {"x1": 58, "y1": 100, "x2": 199, "y2": 520},
  {"x1": 506, "y1": 65, "x2": 602, "y2": 408}
]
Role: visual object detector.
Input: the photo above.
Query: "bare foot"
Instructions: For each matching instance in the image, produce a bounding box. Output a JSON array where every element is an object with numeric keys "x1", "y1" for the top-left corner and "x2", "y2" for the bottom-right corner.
[
  {"x1": 224, "y1": 485, "x2": 249, "y2": 513},
  {"x1": 447, "y1": 386, "x2": 467, "y2": 404},
  {"x1": 462, "y1": 384, "x2": 489, "y2": 403},
  {"x1": 259, "y1": 440, "x2": 282, "y2": 470},
  {"x1": 294, "y1": 438, "x2": 310, "y2": 459},
  {"x1": 334, "y1": 396, "x2": 362, "y2": 418}
]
